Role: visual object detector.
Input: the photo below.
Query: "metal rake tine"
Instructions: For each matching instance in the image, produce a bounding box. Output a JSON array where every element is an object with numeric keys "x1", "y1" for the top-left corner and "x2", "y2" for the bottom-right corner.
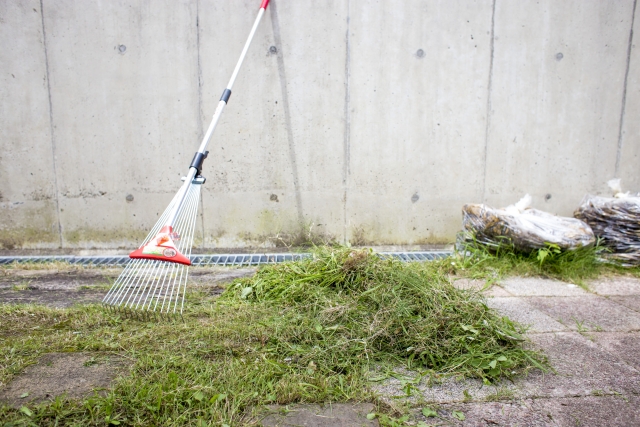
[
  {"x1": 132, "y1": 260, "x2": 159, "y2": 311},
  {"x1": 172, "y1": 184, "x2": 201, "y2": 312},
  {"x1": 105, "y1": 258, "x2": 144, "y2": 307},
  {"x1": 169, "y1": 183, "x2": 200, "y2": 315},
  {"x1": 128, "y1": 260, "x2": 162, "y2": 310},
  {"x1": 138, "y1": 260, "x2": 168, "y2": 312},
  {"x1": 105, "y1": 258, "x2": 145, "y2": 305},
  {"x1": 124, "y1": 260, "x2": 156, "y2": 309}
]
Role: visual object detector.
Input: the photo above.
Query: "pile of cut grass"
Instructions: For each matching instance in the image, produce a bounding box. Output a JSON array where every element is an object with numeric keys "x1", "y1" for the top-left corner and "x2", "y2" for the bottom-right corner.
[
  {"x1": 220, "y1": 246, "x2": 543, "y2": 380},
  {"x1": 0, "y1": 247, "x2": 545, "y2": 426}
]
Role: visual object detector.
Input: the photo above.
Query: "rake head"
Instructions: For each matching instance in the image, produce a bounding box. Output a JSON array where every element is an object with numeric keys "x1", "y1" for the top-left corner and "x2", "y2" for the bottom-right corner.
[{"x1": 102, "y1": 181, "x2": 202, "y2": 317}]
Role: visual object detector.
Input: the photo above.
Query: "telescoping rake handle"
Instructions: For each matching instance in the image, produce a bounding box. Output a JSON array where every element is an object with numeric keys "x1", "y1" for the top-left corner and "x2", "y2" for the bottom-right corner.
[{"x1": 130, "y1": 0, "x2": 271, "y2": 266}]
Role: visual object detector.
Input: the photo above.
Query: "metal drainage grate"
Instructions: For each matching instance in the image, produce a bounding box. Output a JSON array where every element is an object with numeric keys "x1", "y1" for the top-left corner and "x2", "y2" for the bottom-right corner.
[{"x1": 0, "y1": 251, "x2": 451, "y2": 267}]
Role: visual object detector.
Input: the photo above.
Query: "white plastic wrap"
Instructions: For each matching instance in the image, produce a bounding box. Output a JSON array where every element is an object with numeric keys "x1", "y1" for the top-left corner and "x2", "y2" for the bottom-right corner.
[{"x1": 461, "y1": 195, "x2": 595, "y2": 252}]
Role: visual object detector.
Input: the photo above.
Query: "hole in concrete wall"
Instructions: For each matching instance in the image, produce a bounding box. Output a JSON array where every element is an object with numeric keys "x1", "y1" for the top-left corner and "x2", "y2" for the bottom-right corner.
[
  {"x1": 270, "y1": 194, "x2": 279, "y2": 202},
  {"x1": 411, "y1": 193, "x2": 419, "y2": 203},
  {"x1": 269, "y1": 46, "x2": 277, "y2": 55},
  {"x1": 126, "y1": 194, "x2": 134, "y2": 202},
  {"x1": 555, "y1": 52, "x2": 563, "y2": 61},
  {"x1": 118, "y1": 45, "x2": 126, "y2": 54},
  {"x1": 416, "y1": 49, "x2": 425, "y2": 58},
  {"x1": 545, "y1": 193, "x2": 552, "y2": 201}
]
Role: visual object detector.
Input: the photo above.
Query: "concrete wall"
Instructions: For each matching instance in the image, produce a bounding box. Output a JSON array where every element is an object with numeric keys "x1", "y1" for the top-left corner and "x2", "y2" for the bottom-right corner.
[{"x1": 1, "y1": 0, "x2": 638, "y2": 250}]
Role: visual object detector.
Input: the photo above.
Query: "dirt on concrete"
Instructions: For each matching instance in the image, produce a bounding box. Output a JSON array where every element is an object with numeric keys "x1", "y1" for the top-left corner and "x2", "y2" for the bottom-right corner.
[
  {"x1": 0, "y1": 268, "x2": 118, "y2": 307},
  {"x1": 0, "y1": 266, "x2": 257, "y2": 307},
  {"x1": 0, "y1": 268, "x2": 119, "y2": 291},
  {"x1": 259, "y1": 403, "x2": 378, "y2": 427},
  {"x1": 0, "y1": 352, "x2": 131, "y2": 407}
]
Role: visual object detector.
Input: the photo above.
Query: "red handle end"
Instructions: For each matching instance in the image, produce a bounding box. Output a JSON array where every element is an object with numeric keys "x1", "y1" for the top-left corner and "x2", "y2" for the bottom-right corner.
[{"x1": 260, "y1": 0, "x2": 270, "y2": 9}]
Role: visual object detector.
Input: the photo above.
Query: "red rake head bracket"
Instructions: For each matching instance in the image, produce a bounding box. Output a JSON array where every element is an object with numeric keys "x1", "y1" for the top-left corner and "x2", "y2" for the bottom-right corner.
[{"x1": 129, "y1": 226, "x2": 191, "y2": 265}]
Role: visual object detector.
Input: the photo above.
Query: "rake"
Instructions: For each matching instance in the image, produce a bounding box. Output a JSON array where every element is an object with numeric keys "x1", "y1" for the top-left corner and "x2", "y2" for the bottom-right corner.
[{"x1": 103, "y1": 0, "x2": 271, "y2": 318}]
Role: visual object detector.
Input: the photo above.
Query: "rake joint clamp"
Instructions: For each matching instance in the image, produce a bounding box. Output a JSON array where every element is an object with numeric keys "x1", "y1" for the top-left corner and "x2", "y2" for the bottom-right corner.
[{"x1": 190, "y1": 150, "x2": 209, "y2": 175}]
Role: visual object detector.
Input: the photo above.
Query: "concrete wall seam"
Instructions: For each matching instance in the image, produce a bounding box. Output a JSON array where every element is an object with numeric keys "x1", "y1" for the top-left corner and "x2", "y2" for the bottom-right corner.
[
  {"x1": 269, "y1": 2, "x2": 304, "y2": 227},
  {"x1": 481, "y1": 0, "x2": 497, "y2": 204},
  {"x1": 39, "y1": 0, "x2": 63, "y2": 247},
  {"x1": 615, "y1": 0, "x2": 638, "y2": 177},
  {"x1": 342, "y1": 0, "x2": 352, "y2": 245}
]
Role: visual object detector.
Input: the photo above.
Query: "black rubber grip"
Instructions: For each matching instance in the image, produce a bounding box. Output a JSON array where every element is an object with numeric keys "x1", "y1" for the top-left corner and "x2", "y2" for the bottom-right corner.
[
  {"x1": 190, "y1": 151, "x2": 209, "y2": 174},
  {"x1": 220, "y1": 89, "x2": 232, "y2": 103}
]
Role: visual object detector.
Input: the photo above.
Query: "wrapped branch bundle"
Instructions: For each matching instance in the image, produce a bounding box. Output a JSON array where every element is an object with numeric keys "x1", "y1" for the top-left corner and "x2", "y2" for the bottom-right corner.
[
  {"x1": 574, "y1": 181, "x2": 640, "y2": 265},
  {"x1": 461, "y1": 195, "x2": 595, "y2": 252}
]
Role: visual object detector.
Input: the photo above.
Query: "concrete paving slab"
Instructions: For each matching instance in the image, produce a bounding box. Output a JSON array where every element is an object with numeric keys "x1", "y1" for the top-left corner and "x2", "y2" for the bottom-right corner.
[
  {"x1": 0, "y1": 289, "x2": 105, "y2": 308},
  {"x1": 432, "y1": 399, "x2": 554, "y2": 426},
  {"x1": 374, "y1": 332, "x2": 640, "y2": 404},
  {"x1": 588, "y1": 276, "x2": 640, "y2": 295},
  {"x1": 372, "y1": 374, "x2": 510, "y2": 405},
  {"x1": 434, "y1": 395, "x2": 640, "y2": 426},
  {"x1": 452, "y1": 279, "x2": 513, "y2": 297},
  {"x1": 0, "y1": 267, "x2": 256, "y2": 307},
  {"x1": 515, "y1": 332, "x2": 640, "y2": 398},
  {"x1": 259, "y1": 403, "x2": 378, "y2": 427},
  {"x1": 540, "y1": 395, "x2": 640, "y2": 427},
  {"x1": 499, "y1": 277, "x2": 587, "y2": 297},
  {"x1": 609, "y1": 295, "x2": 640, "y2": 313},
  {"x1": 189, "y1": 267, "x2": 257, "y2": 286},
  {"x1": 528, "y1": 296, "x2": 640, "y2": 332},
  {"x1": 487, "y1": 297, "x2": 569, "y2": 333},
  {"x1": 0, "y1": 269, "x2": 118, "y2": 291},
  {"x1": 591, "y1": 332, "x2": 640, "y2": 371},
  {"x1": 0, "y1": 352, "x2": 130, "y2": 407},
  {"x1": 484, "y1": 286, "x2": 514, "y2": 298}
]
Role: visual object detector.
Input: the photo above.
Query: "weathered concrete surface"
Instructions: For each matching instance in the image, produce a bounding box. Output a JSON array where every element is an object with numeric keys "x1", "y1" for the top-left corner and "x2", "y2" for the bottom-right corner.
[
  {"x1": 0, "y1": 1, "x2": 60, "y2": 249},
  {"x1": 0, "y1": 289, "x2": 105, "y2": 308},
  {"x1": 0, "y1": 267, "x2": 116, "y2": 306},
  {"x1": 591, "y1": 331, "x2": 640, "y2": 371},
  {"x1": 452, "y1": 279, "x2": 512, "y2": 297},
  {"x1": 346, "y1": 0, "x2": 493, "y2": 245},
  {"x1": 618, "y1": 2, "x2": 640, "y2": 190},
  {"x1": 199, "y1": 1, "x2": 349, "y2": 248},
  {"x1": 40, "y1": 0, "x2": 204, "y2": 249},
  {"x1": 0, "y1": 268, "x2": 118, "y2": 290},
  {"x1": 588, "y1": 275, "x2": 640, "y2": 295},
  {"x1": 1, "y1": 1, "x2": 638, "y2": 249},
  {"x1": 434, "y1": 395, "x2": 640, "y2": 426},
  {"x1": 499, "y1": 277, "x2": 586, "y2": 297},
  {"x1": 0, "y1": 352, "x2": 130, "y2": 407},
  {"x1": 484, "y1": 0, "x2": 636, "y2": 212},
  {"x1": 0, "y1": 266, "x2": 257, "y2": 306},
  {"x1": 259, "y1": 403, "x2": 377, "y2": 427},
  {"x1": 486, "y1": 297, "x2": 569, "y2": 332},
  {"x1": 528, "y1": 295, "x2": 640, "y2": 332},
  {"x1": 610, "y1": 295, "x2": 640, "y2": 312}
]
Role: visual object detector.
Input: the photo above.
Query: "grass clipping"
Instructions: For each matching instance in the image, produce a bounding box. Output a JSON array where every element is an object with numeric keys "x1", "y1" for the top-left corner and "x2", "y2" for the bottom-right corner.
[{"x1": 221, "y1": 247, "x2": 544, "y2": 381}]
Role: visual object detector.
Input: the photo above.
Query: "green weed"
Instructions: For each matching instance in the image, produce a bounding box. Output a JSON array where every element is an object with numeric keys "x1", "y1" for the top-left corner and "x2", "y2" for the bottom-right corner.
[{"x1": 454, "y1": 240, "x2": 640, "y2": 288}]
